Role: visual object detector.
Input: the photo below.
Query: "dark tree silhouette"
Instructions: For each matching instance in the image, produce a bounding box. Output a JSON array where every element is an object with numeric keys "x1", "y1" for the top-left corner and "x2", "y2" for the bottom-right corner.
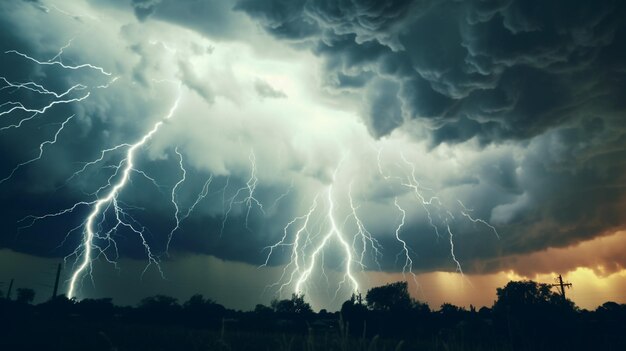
[
  {"x1": 254, "y1": 303, "x2": 273, "y2": 315},
  {"x1": 493, "y1": 280, "x2": 575, "y2": 314},
  {"x1": 492, "y1": 280, "x2": 577, "y2": 350},
  {"x1": 341, "y1": 294, "x2": 367, "y2": 319},
  {"x1": 1, "y1": 280, "x2": 625, "y2": 351},
  {"x1": 340, "y1": 293, "x2": 368, "y2": 334},
  {"x1": 366, "y1": 281, "x2": 412, "y2": 311},
  {"x1": 38, "y1": 295, "x2": 75, "y2": 318},
  {"x1": 139, "y1": 295, "x2": 180, "y2": 311},
  {"x1": 77, "y1": 298, "x2": 115, "y2": 321},
  {"x1": 137, "y1": 295, "x2": 181, "y2": 324},
  {"x1": 271, "y1": 294, "x2": 313, "y2": 315},
  {"x1": 182, "y1": 294, "x2": 225, "y2": 328},
  {"x1": 15, "y1": 288, "x2": 35, "y2": 304}
]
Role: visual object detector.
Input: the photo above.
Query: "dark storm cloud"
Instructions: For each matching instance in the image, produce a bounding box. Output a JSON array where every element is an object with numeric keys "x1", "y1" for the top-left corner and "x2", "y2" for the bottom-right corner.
[
  {"x1": 237, "y1": 0, "x2": 626, "y2": 144},
  {"x1": 102, "y1": 0, "x2": 252, "y2": 41},
  {"x1": 235, "y1": 0, "x2": 320, "y2": 41},
  {"x1": 131, "y1": 0, "x2": 161, "y2": 21},
  {"x1": 361, "y1": 78, "x2": 403, "y2": 135}
]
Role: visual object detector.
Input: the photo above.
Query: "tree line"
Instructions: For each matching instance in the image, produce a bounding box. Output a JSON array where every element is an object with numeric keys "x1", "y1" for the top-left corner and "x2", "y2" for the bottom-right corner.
[{"x1": 1, "y1": 280, "x2": 625, "y2": 350}]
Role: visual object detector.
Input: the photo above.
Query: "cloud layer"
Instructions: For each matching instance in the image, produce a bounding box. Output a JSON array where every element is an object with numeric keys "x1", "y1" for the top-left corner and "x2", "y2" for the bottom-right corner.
[
  {"x1": 237, "y1": 0, "x2": 626, "y2": 143},
  {"x1": 0, "y1": 0, "x2": 625, "y2": 303}
]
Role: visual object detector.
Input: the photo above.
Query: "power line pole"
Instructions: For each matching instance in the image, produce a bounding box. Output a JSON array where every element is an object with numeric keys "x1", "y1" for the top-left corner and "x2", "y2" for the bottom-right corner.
[
  {"x1": 549, "y1": 274, "x2": 572, "y2": 302},
  {"x1": 6, "y1": 278, "x2": 14, "y2": 300},
  {"x1": 52, "y1": 263, "x2": 62, "y2": 299}
]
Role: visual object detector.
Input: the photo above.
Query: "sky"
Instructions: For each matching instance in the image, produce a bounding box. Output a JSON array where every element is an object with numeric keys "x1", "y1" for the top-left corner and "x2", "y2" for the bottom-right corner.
[{"x1": 0, "y1": 0, "x2": 625, "y2": 312}]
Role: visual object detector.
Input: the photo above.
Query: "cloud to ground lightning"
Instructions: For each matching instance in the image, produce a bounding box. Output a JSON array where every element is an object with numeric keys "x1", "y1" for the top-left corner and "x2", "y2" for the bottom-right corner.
[
  {"x1": 260, "y1": 150, "x2": 500, "y2": 301},
  {"x1": 65, "y1": 87, "x2": 182, "y2": 298}
]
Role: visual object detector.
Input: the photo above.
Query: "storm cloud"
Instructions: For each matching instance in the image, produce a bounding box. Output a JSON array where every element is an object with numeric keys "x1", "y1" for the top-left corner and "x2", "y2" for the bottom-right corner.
[
  {"x1": 1, "y1": 0, "x2": 625, "y2": 307},
  {"x1": 237, "y1": 0, "x2": 626, "y2": 143}
]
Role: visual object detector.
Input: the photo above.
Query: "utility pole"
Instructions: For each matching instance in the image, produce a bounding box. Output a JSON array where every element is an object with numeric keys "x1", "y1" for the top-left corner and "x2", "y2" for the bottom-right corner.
[
  {"x1": 549, "y1": 274, "x2": 572, "y2": 302},
  {"x1": 6, "y1": 278, "x2": 14, "y2": 300},
  {"x1": 52, "y1": 263, "x2": 62, "y2": 299}
]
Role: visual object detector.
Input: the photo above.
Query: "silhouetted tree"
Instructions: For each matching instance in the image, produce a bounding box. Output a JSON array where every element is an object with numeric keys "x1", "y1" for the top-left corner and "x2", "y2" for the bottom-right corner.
[
  {"x1": 493, "y1": 280, "x2": 576, "y2": 349},
  {"x1": 595, "y1": 302, "x2": 626, "y2": 328},
  {"x1": 596, "y1": 301, "x2": 626, "y2": 318},
  {"x1": 493, "y1": 280, "x2": 575, "y2": 317},
  {"x1": 139, "y1": 295, "x2": 180, "y2": 310},
  {"x1": 77, "y1": 298, "x2": 115, "y2": 321},
  {"x1": 254, "y1": 303, "x2": 273, "y2": 315},
  {"x1": 182, "y1": 294, "x2": 225, "y2": 328},
  {"x1": 366, "y1": 281, "x2": 411, "y2": 311},
  {"x1": 439, "y1": 303, "x2": 464, "y2": 315},
  {"x1": 138, "y1": 295, "x2": 181, "y2": 323},
  {"x1": 271, "y1": 294, "x2": 313, "y2": 315},
  {"x1": 38, "y1": 295, "x2": 75, "y2": 318},
  {"x1": 478, "y1": 306, "x2": 491, "y2": 319},
  {"x1": 594, "y1": 301, "x2": 626, "y2": 346},
  {"x1": 412, "y1": 299, "x2": 430, "y2": 313},
  {"x1": 16, "y1": 288, "x2": 35, "y2": 304},
  {"x1": 340, "y1": 293, "x2": 368, "y2": 335},
  {"x1": 437, "y1": 302, "x2": 467, "y2": 330}
]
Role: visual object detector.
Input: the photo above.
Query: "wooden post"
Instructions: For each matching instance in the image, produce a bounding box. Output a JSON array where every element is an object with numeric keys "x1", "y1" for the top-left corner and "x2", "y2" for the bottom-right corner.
[
  {"x1": 52, "y1": 263, "x2": 62, "y2": 299},
  {"x1": 549, "y1": 274, "x2": 572, "y2": 302},
  {"x1": 6, "y1": 278, "x2": 14, "y2": 300}
]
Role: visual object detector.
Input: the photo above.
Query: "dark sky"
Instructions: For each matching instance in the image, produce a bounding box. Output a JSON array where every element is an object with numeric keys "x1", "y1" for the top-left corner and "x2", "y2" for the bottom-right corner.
[{"x1": 0, "y1": 0, "x2": 625, "y2": 310}]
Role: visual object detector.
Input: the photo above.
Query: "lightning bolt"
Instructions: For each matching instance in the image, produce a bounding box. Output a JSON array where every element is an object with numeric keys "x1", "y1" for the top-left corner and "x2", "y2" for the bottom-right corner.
[
  {"x1": 266, "y1": 148, "x2": 493, "y2": 302},
  {"x1": 268, "y1": 178, "x2": 294, "y2": 211},
  {"x1": 294, "y1": 183, "x2": 359, "y2": 296},
  {"x1": 2, "y1": 43, "x2": 211, "y2": 299},
  {"x1": 0, "y1": 76, "x2": 86, "y2": 99},
  {"x1": 446, "y1": 223, "x2": 463, "y2": 275},
  {"x1": 266, "y1": 162, "x2": 364, "y2": 300},
  {"x1": 1, "y1": 45, "x2": 180, "y2": 298},
  {"x1": 5, "y1": 49, "x2": 111, "y2": 76},
  {"x1": 393, "y1": 197, "x2": 418, "y2": 286},
  {"x1": 183, "y1": 175, "x2": 213, "y2": 219},
  {"x1": 167, "y1": 147, "x2": 187, "y2": 253},
  {"x1": 374, "y1": 147, "x2": 501, "y2": 288},
  {"x1": 262, "y1": 195, "x2": 319, "y2": 296},
  {"x1": 0, "y1": 47, "x2": 117, "y2": 188},
  {"x1": 398, "y1": 153, "x2": 443, "y2": 238},
  {"x1": 0, "y1": 92, "x2": 90, "y2": 118},
  {"x1": 0, "y1": 114, "x2": 75, "y2": 184},
  {"x1": 220, "y1": 150, "x2": 265, "y2": 234},
  {"x1": 49, "y1": 38, "x2": 75, "y2": 63},
  {"x1": 457, "y1": 200, "x2": 500, "y2": 239},
  {"x1": 166, "y1": 147, "x2": 214, "y2": 252},
  {"x1": 66, "y1": 87, "x2": 181, "y2": 298},
  {"x1": 347, "y1": 182, "x2": 383, "y2": 271}
]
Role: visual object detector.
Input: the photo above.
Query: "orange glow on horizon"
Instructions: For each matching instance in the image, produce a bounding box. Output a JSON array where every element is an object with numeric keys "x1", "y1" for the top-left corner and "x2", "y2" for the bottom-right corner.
[{"x1": 366, "y1": 231, "x2": 626, "y2": 310}]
